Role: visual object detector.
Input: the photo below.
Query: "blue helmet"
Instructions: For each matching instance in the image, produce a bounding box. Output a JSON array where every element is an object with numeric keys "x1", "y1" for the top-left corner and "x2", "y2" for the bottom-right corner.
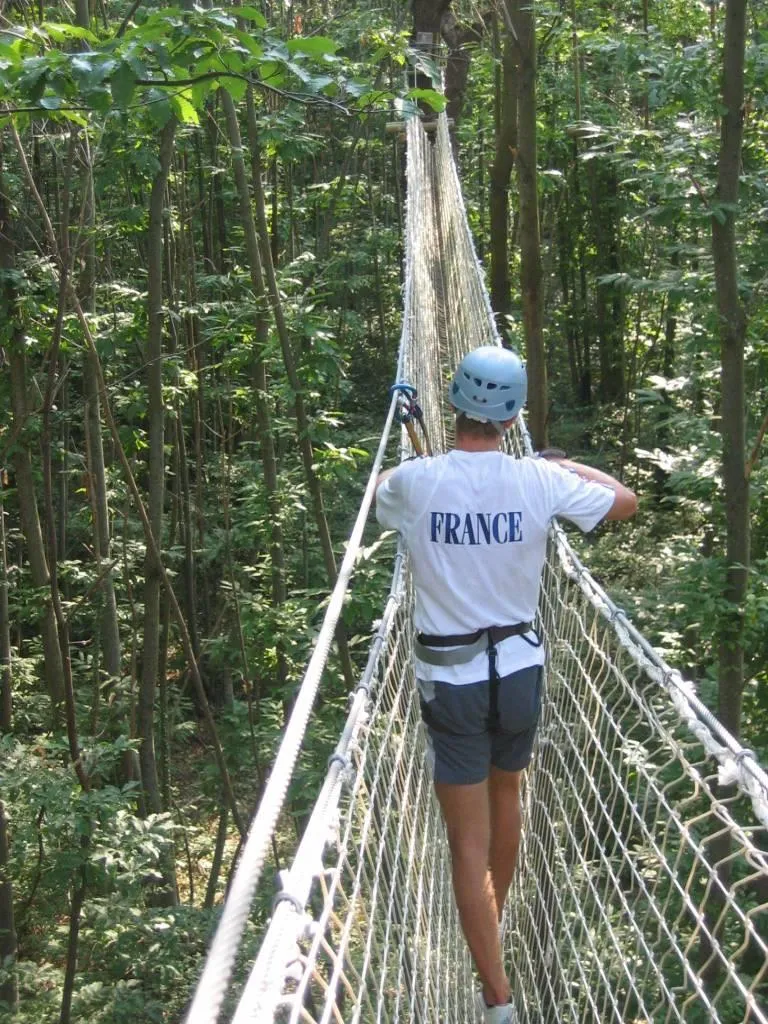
[{"x1": 450, "y1": 346, "x2": 527, "y2": 422}]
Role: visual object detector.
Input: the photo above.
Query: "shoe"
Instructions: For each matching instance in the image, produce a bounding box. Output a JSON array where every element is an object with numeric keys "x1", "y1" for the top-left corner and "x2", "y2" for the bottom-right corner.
[{"x1": 474, "y1": 990, "x2": 518, "y2": 1024}]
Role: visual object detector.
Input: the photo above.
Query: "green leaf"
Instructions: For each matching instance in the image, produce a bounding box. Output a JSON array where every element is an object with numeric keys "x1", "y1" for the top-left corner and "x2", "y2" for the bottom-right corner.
[
  {"x1": 286, "y1": 36, "x2": 339, "y2": 57},
  {"x1": 191, "y1": 77, "x2": 215, "y2": 108},
  {"x1": 146, "y1": 87, "x2": 173, "y2": 127},
  {"x1": 258, "y1": 60, "x2": 284, "y2": 87},
  {"x1": 39, "y1": 94, "x2": 64, "y2": 109},
  {"x1": 0, "y1": 41, "x2": 20, "y2": 65},
  {"x1": 43, "y1": 22, "x2": 98, "y2": 43},
  {"x1": 405, "y1": 87, "x2": 446, "y2": 112},
  {"x1": 111, "y1": 62, "x2": 136, "y2": 106},
  {"x1": 71, "y1": 55, "x2": 93, "y2": 75},
  {"x1": 235, "y1": 6, "x2": 267, "y2": 27},
  {"x1": 232, "y1": 29, "x2": 264, "y2": 58},
  {"x1": 171, "y1": 90, "x2": 199, "y2": 125},
  {"x1": 88, "y1": 85, "x2": 112, "y2": 113},
  {"x1": 221, "y1": 75, "x2": 247, "y2": 102},
  {"x1": 20, "y1": 68, "x2": 48, "y2": 103},
  {"x1": 57, "y1": 108, "x2": 88, "y2": 126},
  {"x1": 394, "y1": 96, "x2": 420, "y2": 119}
]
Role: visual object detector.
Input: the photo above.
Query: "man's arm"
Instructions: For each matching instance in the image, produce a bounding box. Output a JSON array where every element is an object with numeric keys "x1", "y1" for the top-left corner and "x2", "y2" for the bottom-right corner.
[{"x1": 546, "y1": 457, "x2": 638, "y2": 521}]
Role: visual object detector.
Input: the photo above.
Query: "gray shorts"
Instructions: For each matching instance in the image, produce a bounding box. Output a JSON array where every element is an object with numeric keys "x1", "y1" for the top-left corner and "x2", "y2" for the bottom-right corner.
[{"x1": 418, "y1": 664, "x2": 543, "y2": 785}]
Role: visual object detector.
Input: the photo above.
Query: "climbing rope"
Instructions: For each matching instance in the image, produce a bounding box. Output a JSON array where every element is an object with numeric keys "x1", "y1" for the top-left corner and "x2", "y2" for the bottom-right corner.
[{"x1": 187, "y1": 113, "x2": 768, "y2": 1024}]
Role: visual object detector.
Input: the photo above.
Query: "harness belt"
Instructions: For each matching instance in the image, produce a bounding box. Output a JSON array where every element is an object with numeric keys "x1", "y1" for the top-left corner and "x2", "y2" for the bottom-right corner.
[
  {"x1": 416, "y1": 622, "x2": 541, "y2": 735},
  {"x1": 414, "y1": 622, "x2": 536, "y2": 667}
]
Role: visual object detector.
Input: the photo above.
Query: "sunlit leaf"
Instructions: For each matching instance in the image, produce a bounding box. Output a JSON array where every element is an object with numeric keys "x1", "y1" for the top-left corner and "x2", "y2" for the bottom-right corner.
[
  {"x1": 405, "y1": 87, "x2": 446, "y2": 112},
  {"x1": 286, "y1": 36, "x2": 339, "y2": 57},
  {"x1": 170, "y1": 90, "x2": 199, "y2": 125}
]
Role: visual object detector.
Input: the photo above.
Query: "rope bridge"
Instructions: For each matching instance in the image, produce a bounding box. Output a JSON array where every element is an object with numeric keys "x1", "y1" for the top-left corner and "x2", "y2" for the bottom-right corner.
[{"x1": 186, "y1": 115, "x2": 768, "y2": 1024}]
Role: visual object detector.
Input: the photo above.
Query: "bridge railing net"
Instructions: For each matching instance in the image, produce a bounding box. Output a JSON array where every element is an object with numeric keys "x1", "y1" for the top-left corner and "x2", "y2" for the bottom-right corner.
[{"x1": 234, "y1": 116, "x2": 768, "y2": 1024}]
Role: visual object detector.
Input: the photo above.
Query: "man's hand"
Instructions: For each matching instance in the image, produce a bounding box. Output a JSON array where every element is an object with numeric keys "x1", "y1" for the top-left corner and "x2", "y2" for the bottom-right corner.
[{"x1": 547, "y1": 457, "x2": 638, "y2": 521}]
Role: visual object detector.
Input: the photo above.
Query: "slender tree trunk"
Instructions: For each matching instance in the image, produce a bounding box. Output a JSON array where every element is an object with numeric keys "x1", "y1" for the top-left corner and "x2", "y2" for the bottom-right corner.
[
  {"x1": 699, "y1": 0, "x2": 748, "y2": 987},
  {"x1": 712, "y1": 0, "x2": 748, "y2": 739},
  {"x1": 136, "y1": 120, "x2": 178, "y2": 908},
  {"x1": 558, "y1": 192, "x2": 582, "y2": 403},
  {"x1": 365, "y1": 140, "x2": 389, "y2": 357},
  {"x1": 179, "y1": 152, "x2": 210, "y2": 636},
  {"x1": 489, "y1": 26, "x2": 518, "y2": 320},
  {"x1": 0, "y1": 800, "x2": 17, "y2": 1013},
  {"x1": 0, "y1": 478, "x2": 11, "y2": 734},
  {"x1": 510, "y1": 0, "x2": 547, "y2": 446},
  {"x1": 58, "y1": 863, "x2": 87, "y2": 1024},
  {"x1": 80, "y1": 135, "x2": 122, "y2": 687},
  {"x1": 139, "y1": 119, "x2": 177, "y2": 826},
  {"x1": 1, "y1": 144, "x2": 66, "y2": 719},
  {"x1": 204, "y1": 804, "x2": 229, "y2": 910},
  {"x1": 590, "y1": 165, "x2": 625, "y2": 403}
]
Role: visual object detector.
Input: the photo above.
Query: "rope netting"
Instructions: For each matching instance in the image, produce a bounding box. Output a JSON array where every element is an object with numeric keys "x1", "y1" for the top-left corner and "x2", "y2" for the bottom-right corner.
[{"x1": 187, "y1": 115, "x2": 768, "y2": 1024}]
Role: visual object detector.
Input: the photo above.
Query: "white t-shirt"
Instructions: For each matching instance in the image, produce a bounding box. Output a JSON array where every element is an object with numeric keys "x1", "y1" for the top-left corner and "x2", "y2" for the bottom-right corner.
[{"x1": 376, "y1": 450, "x2": 615, "y2": 684}]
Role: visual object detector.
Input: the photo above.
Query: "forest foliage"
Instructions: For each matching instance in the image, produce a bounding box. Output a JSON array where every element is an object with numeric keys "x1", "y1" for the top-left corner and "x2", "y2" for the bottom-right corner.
[{"x1": 0, "y1": 0, "x2": 767, "y2": 1020}]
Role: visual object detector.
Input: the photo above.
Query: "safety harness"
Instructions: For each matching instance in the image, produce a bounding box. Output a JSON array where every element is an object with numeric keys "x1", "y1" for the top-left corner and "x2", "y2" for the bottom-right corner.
[{"x1": 415, "y1": 624, "x2": 541, "y2": 733}]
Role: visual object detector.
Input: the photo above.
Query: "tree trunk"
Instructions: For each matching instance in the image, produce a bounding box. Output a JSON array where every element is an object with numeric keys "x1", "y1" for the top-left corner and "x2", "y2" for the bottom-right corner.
[
  {"x1": 58, "y1": 863, "x2": 86, "y2": 1024},
  {"x1": 590, "y1": 164, "x2": 625, "y2": 403},
  {"x1": 489, "y1": 25, "x2": 518, "y2": 320},
  {"x1": 510, "y1": 0, "x2": 547, "y2": 447},
  {"x1": 1, "y1": 143, "x2": 66, "y2": 719},
  {"x1": 441, "y1": 11, "x2": 486, "y2": 139},
  {"x1": 80, "y1": 135, "x2": 122, "y2": 688},
  {"x1": 699, "y1": 0, "x2": 748, "y2": 985},
  {"x1": 0, "y1": 801, "x2": 17, "y2": 1013},
  {"x1": 712, "y1": 0, "x2": 748, "y2": 739},
  {"x1": 138, "y1": 119, "x2": 177, "y2": 837},
  {"x1": 0, "y1": 477, "x2": 11, "y2": 734},
  {"x1": 412, "y1": 0, "x2": 452, "y2": 41},
  {"x1": 411, "y1": 0, "x2": 452, "y2": 93}
]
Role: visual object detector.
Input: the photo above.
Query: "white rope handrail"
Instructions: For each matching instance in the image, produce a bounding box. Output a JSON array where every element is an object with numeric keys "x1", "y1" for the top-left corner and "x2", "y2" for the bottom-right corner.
[{"x1": 550, "y1": 524, "x2": 768, "y2": 828}]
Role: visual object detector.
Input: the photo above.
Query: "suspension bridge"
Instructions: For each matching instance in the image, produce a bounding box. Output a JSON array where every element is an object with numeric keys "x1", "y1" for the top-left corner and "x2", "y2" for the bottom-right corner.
[{"x1": 184, "y1": 113, "x2": 768, "y2": 1024}]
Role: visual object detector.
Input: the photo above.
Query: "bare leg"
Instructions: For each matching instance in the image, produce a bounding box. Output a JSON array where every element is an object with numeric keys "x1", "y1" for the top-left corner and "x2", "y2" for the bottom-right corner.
[
  {"x1": 488, "y1": 766, "x2": 523, "y2": 920},
  {"x1": 435, "y1": 779, "x2": 511, "y2": 1006}
]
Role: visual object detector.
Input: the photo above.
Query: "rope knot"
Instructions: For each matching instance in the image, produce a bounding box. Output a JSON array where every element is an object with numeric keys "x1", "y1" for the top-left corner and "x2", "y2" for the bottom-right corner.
[
  {"x1": 327, "y1": 752, "x2": 351, "y2": 773},
  {"x1": 735, "y1": 747, "x2": 757, "y2": 765},
  {"x1": 272, "y1": 889, "x2": 305, "y2": 916}
]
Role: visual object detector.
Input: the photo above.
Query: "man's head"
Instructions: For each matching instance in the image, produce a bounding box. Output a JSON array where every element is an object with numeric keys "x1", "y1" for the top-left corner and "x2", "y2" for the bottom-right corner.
[{"x1": 449, "y1": 346, "x2": 527, "y2": 435}]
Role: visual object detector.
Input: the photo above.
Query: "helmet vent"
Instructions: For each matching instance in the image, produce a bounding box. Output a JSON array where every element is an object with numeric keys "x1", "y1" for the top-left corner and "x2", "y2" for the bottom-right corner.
[
  {"x1": 486, "y1": 382, "x2": 497, "y2": 390},
  {"x1": 505, "y1": 400, "x2": 517, "y2": 411},
  {"x1": 499, "y1": 385, "x2": 510, "y2": 391},
  {"x1": 474, "y1": 377, "x2": 482, "y2": 387}
]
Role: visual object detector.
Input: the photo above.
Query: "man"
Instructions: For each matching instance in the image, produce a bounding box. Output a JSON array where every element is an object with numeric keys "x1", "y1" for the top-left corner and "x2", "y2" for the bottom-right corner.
[{"x1": 375, "y1": 346, "x2": 637, "y2": 1024}]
